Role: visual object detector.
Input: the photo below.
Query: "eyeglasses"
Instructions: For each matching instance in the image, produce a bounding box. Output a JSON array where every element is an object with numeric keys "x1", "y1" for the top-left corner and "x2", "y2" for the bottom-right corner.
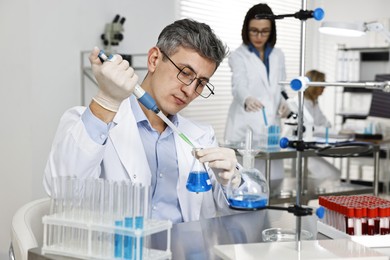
[
  {"x1": 249, "y1": 28, "x2": 271, "y2": 37},
  {"x1": 161, "y1": 51, "x2": 215, "y2": 98}
]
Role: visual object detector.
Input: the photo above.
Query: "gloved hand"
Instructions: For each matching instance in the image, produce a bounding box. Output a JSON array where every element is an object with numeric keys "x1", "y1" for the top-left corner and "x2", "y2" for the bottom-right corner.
[
  {"x1": 244, "y1": 96, "x2": 263, "y2": 112},
  {"x1": 278, "y1": 99, "x2": 291, "y2": 118},
  {"x1": 89, "y1": 47, "x2": 139, "y2": 112},
  {"x1": 196, "y1": 147, "x2": 239, "y2": 187}
]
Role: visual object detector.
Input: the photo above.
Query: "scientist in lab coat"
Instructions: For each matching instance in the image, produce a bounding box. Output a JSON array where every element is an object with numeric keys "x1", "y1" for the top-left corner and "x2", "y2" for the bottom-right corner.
[
  {"x1": 304, "y1": 70, "x2": 339, "y2": 181},
  {"x1": 224, "y1": 3, "x2": 290, "y2": 188},
  {"x1": 287, "y1": 70, "x2": 340, "y2": 181},
  {"x1": 44, "y1": 19, "x2": 240, "y2": 223}
]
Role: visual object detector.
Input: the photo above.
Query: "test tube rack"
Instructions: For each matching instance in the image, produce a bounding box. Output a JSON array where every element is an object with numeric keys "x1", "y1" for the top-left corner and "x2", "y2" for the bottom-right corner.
[
  {"x1": 42, "y1": 214, "x2": 172, "y2": 260},
  {"x1": 317, "y1": 195, "x2": 390, "y2": 248},
  {"x1": 42, "y1": 176, "x2": 172, "y2": 260},
  {"x1": 259, "y1": 125, "x2": 281, "y2": 149}
]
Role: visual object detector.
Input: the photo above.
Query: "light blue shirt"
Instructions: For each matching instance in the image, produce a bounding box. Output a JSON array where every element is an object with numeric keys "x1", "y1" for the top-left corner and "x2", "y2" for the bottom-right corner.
[{"x1": 82, "y1": 97, "x2": 184, "y2": 223}]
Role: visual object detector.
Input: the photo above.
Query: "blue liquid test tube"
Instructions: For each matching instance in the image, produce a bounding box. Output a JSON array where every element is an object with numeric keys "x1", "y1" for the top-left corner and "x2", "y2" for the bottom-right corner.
[
  {"x1": 114, "y1": 181, "x2": 124, "y2": 258},
  {"x1": 123, "y1": 182, "x2": 134, "y2": 260},
  {"x1": 325, "y1": 127, "x2": 329, "y2": 144},
  {"x1": 262, "y1": 107, "x2": 268, "y2": 126}
]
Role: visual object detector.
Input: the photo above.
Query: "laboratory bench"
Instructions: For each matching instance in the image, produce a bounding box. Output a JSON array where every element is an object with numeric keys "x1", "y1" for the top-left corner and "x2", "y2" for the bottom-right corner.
[
  {"x1": 227, "y1": 142, "x2": 382, "y2": 205},
  {"x1": 28, "y1": 208, "x2": 319, "y2": 260},
  {"x1": 28, "y1": 206, "x2": 390, "y2": 260}
]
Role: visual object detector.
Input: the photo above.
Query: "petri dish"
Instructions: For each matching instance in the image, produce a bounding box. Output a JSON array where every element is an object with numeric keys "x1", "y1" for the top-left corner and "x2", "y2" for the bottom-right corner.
[{"x1": 262, "y1": 228, "x2": 313, "y2": 242}]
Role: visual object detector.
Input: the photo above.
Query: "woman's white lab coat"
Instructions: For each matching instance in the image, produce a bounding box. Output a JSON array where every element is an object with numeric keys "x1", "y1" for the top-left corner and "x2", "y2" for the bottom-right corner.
[
  {"x1": 224, "y1": 44, "x2": 286, "y2": 143},
  {"x1": 224, "y1": 44, "x2": 286, "y2": 181},
  {"x1": 44, "y1": 100, "x2": 231, "y2": 222}
]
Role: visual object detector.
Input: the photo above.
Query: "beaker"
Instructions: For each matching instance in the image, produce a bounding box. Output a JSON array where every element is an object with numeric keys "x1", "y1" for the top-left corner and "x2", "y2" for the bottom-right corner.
[{"x1": 186, "y1": 148, "x2": 212, "y2": 193}]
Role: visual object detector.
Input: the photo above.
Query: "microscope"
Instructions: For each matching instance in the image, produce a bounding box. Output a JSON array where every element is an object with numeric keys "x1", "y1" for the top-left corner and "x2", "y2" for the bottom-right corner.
[{"x1": 101, "y1": 14, "x2": 126, "y2": 48}]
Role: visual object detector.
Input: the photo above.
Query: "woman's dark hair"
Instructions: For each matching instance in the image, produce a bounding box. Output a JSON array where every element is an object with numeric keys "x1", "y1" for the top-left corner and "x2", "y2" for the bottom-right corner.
[{"x1": 241, "y1": 3, "x2": 277, "y2": 47}]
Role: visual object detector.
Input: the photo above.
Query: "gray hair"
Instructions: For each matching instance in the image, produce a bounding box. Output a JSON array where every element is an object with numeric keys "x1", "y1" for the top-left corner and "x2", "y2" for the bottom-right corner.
[{"x1": 156, "y1": 19, "x2": 228, "y2": 69}]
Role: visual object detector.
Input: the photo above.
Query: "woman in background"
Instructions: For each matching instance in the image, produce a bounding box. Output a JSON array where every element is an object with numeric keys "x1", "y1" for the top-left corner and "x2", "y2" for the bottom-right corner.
[
  {"x1": 224, "y1": 3, "x2": 290, "y2": 190},
  {"x1": 304, "y1": 69, "x2": 341, "y2": 182},
  {"x1": 304, "y1": 70, "x2": 331, "y2": 128}
]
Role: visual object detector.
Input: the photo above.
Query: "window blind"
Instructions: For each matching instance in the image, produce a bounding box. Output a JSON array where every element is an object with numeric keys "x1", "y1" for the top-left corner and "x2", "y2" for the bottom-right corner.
[{"x1": 179, "y1": 0, "x2": 301, "y2": 143}]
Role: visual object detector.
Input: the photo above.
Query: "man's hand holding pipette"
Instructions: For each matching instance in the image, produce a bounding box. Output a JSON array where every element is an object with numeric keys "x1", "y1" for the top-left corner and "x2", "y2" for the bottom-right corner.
[
  {"x1": 89, "y1": 47, "x2": 139, "y2": 112},
  {"x1": 196, "y1": 147, "x2": 240, "y2": 187},
  {"x1": 244, "y1": 96, "x2": 263, "y2": 112}
]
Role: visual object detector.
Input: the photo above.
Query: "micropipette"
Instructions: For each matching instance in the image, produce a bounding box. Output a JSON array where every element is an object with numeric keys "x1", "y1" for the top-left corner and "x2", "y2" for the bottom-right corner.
[{"x1": 98, "y1": 50, "x2": 196, "y2": 148}]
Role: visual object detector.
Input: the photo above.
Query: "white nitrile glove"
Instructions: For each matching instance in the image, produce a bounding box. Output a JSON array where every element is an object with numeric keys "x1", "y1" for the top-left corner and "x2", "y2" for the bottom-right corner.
[
  {"x1": 278, "y1": 99, "x2": 291, "y2": 118},
  {"x1": 89, "y1": 47, "x2": 139, "y2": 112},
  {"x1": 244, "y1": 96, "x2": 263, "y2": 112},
  {"x1": 197, "y1": 147, "x2": 239, "y2": 187}
]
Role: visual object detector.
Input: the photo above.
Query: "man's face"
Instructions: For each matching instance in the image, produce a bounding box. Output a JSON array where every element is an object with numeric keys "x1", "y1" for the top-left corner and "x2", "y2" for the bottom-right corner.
[{"x1": 150, "y1": 47, "x2": 217, "y2": 115}]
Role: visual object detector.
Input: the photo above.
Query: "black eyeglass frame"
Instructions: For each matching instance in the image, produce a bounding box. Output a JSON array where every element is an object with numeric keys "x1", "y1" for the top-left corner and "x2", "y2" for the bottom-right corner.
[
  {"x1": 248, "y1": 28, "x2": 271, "y2": 37},
  {"x1": 161, "y1": 51, "x2": 215, "y2": 98}
]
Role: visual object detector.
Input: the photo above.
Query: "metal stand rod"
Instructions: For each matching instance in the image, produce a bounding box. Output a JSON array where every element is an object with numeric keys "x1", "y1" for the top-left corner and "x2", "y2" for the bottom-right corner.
[
  {"x1": 279, "y1": 81, "x2": 389, "y2": 90},
  {"x1": 295, "y1": 0, "x2": 308, "y2": 252},
  {"x1": 266, "y1": 159, "x2": 271, "y2": 204},
  {"x1": 373, "y1": 147, "x2": 380, "y2": 196}
]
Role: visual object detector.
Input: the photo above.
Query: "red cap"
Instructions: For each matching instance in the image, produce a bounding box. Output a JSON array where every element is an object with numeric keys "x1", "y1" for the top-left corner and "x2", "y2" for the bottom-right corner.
[
  {"x1": 367, "y1": 207, "x2": 378, "y2": 218},
  {"x1": 355, "y1": 208, "x2": 363, "y2": 218},
  {"x1": 379, "y1": 207, "x2": 388, "y2": 218},
  {"x1": 346, "y1": 207, "x2": 354, "y2": 218}
]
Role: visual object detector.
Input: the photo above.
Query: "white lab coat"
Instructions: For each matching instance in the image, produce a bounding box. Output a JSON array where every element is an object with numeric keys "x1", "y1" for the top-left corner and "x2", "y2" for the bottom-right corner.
[
  {"x1": 224, "y1": 44, "x2": 286, "y2": 181},
  {"x1": 286, "y1": 96, "x2": 331, "y2": 137},
  {"x1": 286, "y1": 95, "x2": 340, "y2": 181},
  {"x1": 304, "y1": 99, "x2": 331, "y2": 129},
  {"x1": 44, "y1": 100, "x2": 232, "y2": 222},
  {"x1": 224, "y1": 44, "x2": 286, "y2": 142}
]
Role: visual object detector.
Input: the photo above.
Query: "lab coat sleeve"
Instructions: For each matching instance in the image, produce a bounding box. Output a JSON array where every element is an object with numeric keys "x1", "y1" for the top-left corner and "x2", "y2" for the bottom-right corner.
[
  {"x1": 277, "y1": 50, "x2": 287, "y2": 106},
  {"x1": 43, "y1": 106, "x2": 107, "y2": 196},
  {"x1": 228, "y1": 51, "x2": 253, "y2": 108}
]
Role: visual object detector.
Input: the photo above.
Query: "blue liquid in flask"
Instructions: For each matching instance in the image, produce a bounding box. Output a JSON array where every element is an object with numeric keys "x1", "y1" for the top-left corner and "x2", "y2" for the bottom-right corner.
[
  {"x1": 228, "y1": 194, "x2": 268, "y2": 209},
  {"x1": 186, "y1": 171, "x2": 212, "y2": 192}
]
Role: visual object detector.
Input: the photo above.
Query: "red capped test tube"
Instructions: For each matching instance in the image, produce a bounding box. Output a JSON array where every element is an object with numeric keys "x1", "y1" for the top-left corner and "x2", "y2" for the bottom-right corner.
[
  {"x1": 367, "y1": 207, "x2": 378, "y2": 236},
  {"x1": 379, "y1": 206, "x2": 390, "y2": 235}
]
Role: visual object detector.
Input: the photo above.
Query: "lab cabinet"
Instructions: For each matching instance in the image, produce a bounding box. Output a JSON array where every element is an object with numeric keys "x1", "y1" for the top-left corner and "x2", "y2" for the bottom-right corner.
[
  {"x1": 336, "y1": 46, "x2": 390, "y2": 82},
  {"x1": 335, "y1": 46, "x2": 390, "y2": 127}
]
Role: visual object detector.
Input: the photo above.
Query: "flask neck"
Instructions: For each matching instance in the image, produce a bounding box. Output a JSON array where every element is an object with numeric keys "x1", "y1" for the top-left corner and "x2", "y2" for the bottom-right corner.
[{"x1": 242, "y1": 154, "x2": 255, "y2": 169}]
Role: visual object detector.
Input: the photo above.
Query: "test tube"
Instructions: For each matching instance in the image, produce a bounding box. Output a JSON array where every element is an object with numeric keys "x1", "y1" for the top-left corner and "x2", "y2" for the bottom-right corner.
[
  {"x1": 379, "y1": 206, "x2": 389, "y2": 235},
  {"x1": 49, "y1": 176, "x2": 63, "y2": 248},
  {"x1": 353, "y1": 207, "x2": 363, "y2": 236},
  {"x1": 361, "y1": 207, "x2": 368, "y2": 235},
  {"x1": 367, "y1": 207, "x2": 378, "y2": 236},
  {"x1": 114, "y1": 181, "x2": 125, "y2": 258},
  {"x1": 134, "y1": 184, "x2": 145, "y2": 260},
  {"x1": 103, "y1": 180, "x2": 115, "y2": 258},
  {"x1": 124, "y1": 182, "x2": 134, "y2": 260},
  {"x1": 80, "y1": 177, "x2": 95, "y2": 255},
  {"x1": 261, "y1": 107, "x2": 268, "y2": 126},
  {"x1": 93, "y1": 179, "x2": 105, "y2": 258}
]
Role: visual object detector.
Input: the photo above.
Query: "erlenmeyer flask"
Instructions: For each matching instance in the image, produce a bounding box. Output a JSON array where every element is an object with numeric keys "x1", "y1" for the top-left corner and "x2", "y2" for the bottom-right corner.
[
  {"x1": 186, "y1": 148, "x2": 212, "y2": 193},
  {"x1": 226, "y1": 126, "x2": 269, "y2": 210}
]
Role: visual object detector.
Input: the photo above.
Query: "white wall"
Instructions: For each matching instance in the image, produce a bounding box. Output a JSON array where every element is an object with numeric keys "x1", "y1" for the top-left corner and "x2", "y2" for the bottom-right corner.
[{"x1": 0, "y1": 0, "x2": 175, "y2": 257}]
